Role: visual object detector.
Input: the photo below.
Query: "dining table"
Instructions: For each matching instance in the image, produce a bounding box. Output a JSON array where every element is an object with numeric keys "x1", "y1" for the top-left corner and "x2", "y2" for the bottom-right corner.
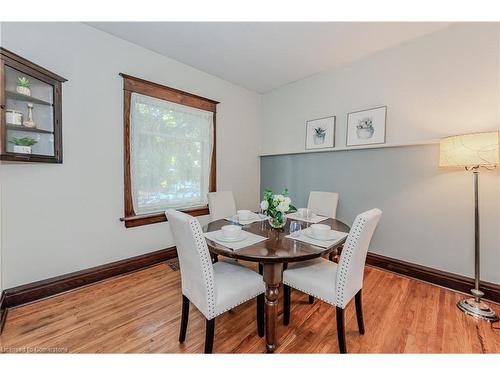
[{"x1": 203, "y1": 216, "x2": 350, "y2": 353}]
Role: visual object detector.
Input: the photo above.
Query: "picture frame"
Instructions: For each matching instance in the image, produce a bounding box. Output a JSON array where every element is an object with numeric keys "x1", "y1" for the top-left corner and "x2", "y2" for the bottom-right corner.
[
  {"x1": 305, "y1": 115, "x2": 336, "y2": 150},
  {"x1": 346, "y1": 106, "x2": 387, "y2": 147}
]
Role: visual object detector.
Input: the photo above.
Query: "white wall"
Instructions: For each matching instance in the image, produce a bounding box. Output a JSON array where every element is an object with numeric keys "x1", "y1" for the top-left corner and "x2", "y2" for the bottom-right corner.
[
  {"x1": 0, "y1": 22, "x2": 262, "y2": 288},
  {"x1": 262, "y1": 23, "x2": 499, "y2": 155},
  {"x1": 261, "y1": 23, "x2": 500, "y2": 283}
]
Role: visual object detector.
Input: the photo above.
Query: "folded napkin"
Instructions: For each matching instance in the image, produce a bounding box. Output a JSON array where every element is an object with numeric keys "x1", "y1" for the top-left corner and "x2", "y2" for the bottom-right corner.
[
  {"x1": 204, "y1": 230, "x2": 268, "y2": 250},
  {"x1": 285, "y1": 229, "x2": 348, "y2": 249},
  {"x1": 286, "y1": 212, "x2": 329, "y2": 224},
  {"x1": 225, "y1": 213, "x2": 268, "y2": 225}
]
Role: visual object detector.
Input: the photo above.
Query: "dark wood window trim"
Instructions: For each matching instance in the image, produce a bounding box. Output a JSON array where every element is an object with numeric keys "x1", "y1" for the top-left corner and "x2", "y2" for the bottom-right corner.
[{"x1": 119, "y1": 73, "x2": 219, "y2": 228}]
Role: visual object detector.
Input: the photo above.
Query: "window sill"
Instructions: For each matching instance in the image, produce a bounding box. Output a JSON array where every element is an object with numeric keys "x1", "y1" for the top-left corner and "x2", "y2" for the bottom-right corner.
[{"x1": 120, "y1": 206, "x2": 210, "y2": 228}]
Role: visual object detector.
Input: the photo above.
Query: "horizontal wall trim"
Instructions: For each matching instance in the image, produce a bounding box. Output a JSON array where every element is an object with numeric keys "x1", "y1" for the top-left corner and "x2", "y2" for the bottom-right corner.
[
  {"x1": 260, "y1": 139, "x2": 439, "y2": 157},
  {"x1": 3, "y1": 247, "x2": 177, "y2": 309},
  {"x1": 366, "y1": 252, "x2": 500, "y2": 304}
]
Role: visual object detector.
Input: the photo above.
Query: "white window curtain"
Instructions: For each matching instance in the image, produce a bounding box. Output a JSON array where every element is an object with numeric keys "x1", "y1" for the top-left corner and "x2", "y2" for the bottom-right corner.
[{"x1": 130, "y1": 93, "x2": 214, "y2": 215}]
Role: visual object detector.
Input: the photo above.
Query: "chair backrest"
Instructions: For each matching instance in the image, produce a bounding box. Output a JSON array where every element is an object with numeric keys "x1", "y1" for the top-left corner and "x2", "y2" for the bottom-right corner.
[
  {"x1": 307, "y1": 191, "x2": 339, "y2": 218},
  {"x1": 208, "y1": 191, "x2": 237, "y2": 221},
  {"x1": 165, "y1": 209, "x2": 216, "y2": 319},
  {"x1": 335, "y1": 208, "x2": 382, "y2": 308}
]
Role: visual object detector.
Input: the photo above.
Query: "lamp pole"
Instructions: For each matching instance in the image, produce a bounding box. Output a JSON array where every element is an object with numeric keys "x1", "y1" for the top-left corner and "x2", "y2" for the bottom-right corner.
[{"x1": 456, "y1": 167, "x2": 499, "y2": 322}]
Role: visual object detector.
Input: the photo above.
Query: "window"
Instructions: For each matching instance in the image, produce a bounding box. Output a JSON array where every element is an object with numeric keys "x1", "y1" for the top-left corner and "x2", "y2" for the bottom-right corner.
[{"x1": 120, "y1": 74, "x2": 218, "y2": 228}]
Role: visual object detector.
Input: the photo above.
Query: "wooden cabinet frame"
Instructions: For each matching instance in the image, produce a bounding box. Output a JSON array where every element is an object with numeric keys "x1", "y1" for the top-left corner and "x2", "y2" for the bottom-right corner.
[
  {"x1": 119, "y1": 73, "x2": 218, "y2": 228},
  {"x1": 0, "y1": 47, "x2": 66, "y2": 163}
]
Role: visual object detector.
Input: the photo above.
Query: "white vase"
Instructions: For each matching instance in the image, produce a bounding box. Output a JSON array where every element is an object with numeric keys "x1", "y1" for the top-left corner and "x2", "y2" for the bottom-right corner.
[
  {"x1": 13, "y1": 145, "x2": 32, "y2": 154},
  {"x1": 23, "y1": 103, "x2": 36, "y2": 128},
  {"x1": 16, "y1": 86, "x2": 31, "y2": 96}
]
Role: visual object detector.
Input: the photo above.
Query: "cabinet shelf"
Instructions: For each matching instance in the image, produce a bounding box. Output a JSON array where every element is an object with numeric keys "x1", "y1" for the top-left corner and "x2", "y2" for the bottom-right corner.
[
  {"x1": 5, "y1": 90, "x2": 53, "y2": 106},
  {"x1": 6, "y1": 124, "x2": 54, "y2": 134}
]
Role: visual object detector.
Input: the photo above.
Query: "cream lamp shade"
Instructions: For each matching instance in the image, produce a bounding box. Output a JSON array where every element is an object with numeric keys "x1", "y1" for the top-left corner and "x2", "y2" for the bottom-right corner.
[{"x1": 439, "y1": 131, "x2": 500, "y2": 168}]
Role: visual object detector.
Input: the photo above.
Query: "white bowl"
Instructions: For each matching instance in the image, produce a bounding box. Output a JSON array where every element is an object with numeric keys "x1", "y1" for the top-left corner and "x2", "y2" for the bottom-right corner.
[
  {"x1": 310, "y1": 224, "x2": 331, "y2": 239},
  {"x1": 237, "y1": 209, "x2": 252, "y2": 221},
  {"x1": 221, "y1": 225, "x2": 242, "y2": 239}
]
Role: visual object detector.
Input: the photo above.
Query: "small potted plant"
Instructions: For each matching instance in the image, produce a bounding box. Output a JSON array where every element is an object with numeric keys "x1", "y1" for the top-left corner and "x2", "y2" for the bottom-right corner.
[
  {"x1": 260, "y1": 188, "x2": 297, "y2": 229},
  {"x1": 313, "y1": 127, "x2": 326, "y2": 145},
  {"x1": 16, "y1": 76, "x2": 31, "y2": 96},
  {"x1": 356, "y1": 117, "x2": 375, "y2": 139},
  {"x1": 9, "y1": 137, "x2": 37, "y2": 154}
]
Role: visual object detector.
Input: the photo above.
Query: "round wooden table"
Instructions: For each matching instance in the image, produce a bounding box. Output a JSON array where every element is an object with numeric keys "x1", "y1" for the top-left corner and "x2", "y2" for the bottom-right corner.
[{"x1": 204, "y1": 217, "x2": 350, "y2": 353}]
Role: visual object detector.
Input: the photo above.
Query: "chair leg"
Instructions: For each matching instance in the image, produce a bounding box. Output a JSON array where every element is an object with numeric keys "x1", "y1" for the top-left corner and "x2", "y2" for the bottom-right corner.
[
  {"x1": 336, "y1": 306, "x2": 347, "y2": 354},
  {"x1": 355, "y1": 289, "x2": 365, "y2": 334},
  {"x1": 204, "y1": 318, "x2": 215, "y2": 354},
  {"x1": 179, "y1": 295, "x2": 190, "y2": 343},
  {"x1": 257, "y1": 294, "x2": 264, "y2": 337},
  {"x1": 283, "y1": 284, "x2": 291, "y2": 326},
  {"x1": 258, "y1": 263, "x2": 263, "y2": 275},
  {"x1": 308, "y1": 295, "x2": 315, "y2": 304}
]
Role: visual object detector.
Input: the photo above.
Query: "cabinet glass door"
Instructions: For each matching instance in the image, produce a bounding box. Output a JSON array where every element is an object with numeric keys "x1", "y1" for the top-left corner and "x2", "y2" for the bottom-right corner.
[{"x1": 4, "y1": 65, "x2": 55, "y2": 157}]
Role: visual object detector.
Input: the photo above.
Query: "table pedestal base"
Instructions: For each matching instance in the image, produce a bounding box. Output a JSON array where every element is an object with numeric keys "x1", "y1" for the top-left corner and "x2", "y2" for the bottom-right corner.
[{"x1": 263, "y1": 263, "x2": 283, "y2": 353}]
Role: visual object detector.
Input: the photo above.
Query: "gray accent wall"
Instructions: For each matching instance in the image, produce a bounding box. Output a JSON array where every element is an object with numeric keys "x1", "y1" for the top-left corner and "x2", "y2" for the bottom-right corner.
[{"x1": 261, "y1": 144, "x2": 500, "y2": 284}]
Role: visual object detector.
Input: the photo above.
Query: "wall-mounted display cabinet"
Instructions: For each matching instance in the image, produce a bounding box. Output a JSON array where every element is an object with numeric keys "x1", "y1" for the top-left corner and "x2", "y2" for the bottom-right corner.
[{"x1": 0, "y1": 47, "x2": 67, "y2": 163}]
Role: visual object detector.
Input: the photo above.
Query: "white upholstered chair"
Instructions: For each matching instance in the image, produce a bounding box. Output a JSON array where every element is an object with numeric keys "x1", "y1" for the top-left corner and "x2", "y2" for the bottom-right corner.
[
  {"x1": 307, "y1": 191, "x2": 339, "y2": 218},
  {"x1": 282, "y1": 208, "x2": 382, "y2": 353},
  {"x1": 207, "y1": 191, "x2": 237, "y2": 221},
  {"x1": 166, "y1": 209, "x2": 265, "y2": 353}
]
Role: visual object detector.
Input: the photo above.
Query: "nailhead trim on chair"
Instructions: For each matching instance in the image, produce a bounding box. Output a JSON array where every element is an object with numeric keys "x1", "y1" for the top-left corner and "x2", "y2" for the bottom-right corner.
[
  {"x1": 190, "y1": 218, "x2": 217, "y2": 319},
  {"x1": 284, "y1": 281, "x2": 336, "y2": 305},
  {"x1": 215, "y1": 292, "x2": 263, "y2": 316},
  {"x1": 335, "y1": 215, "x2": 368, "y2": 308}
]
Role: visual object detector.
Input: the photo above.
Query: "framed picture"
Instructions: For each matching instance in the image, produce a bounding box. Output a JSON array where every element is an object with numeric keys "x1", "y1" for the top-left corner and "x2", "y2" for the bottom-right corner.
[
  {"x1": 346, "y1": 106, "x2": 387, "y2": 147},
  {"x1": 305, "y1": 116, "x2": 336, "y2": 150}
]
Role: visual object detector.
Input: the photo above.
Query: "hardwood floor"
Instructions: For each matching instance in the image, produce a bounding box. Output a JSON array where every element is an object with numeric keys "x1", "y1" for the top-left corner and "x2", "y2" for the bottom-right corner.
[{"x1": 0, "y1": 262, "x2": 499, "y2": 353}]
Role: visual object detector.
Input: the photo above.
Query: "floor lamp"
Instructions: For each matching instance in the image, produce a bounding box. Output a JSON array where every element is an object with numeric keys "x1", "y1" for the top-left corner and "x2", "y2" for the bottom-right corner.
[{"x1": 439, "y1": 131, "x2": 499, "y2": 322}]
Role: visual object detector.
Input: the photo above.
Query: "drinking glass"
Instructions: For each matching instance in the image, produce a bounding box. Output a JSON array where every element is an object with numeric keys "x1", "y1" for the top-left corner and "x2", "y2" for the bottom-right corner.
[{"x1": 290, "y1": 221, "x2": 302, "y2": 238}]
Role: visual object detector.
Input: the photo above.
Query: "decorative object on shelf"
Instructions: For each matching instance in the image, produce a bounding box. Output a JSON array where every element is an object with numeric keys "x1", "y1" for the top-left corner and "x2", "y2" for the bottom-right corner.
[
  {"x1": 9, "y1": 136, "x2": 37, "y2": 154},
  {"x1": 347, "y1": 106, "x2": 386, "y2": 146},
  {"x1": 305, "y1": 115, "x2": 335, "y2": 150},
  {"x1": 439, "y1": 131, "x2": 499, "y2": 322},
  {"x1": 6, "y1": 109, "x2": 23, "y2": 125},
  {"x1": 23, "y1": 103, "x2": 36, "y2": 128},
  {"x1": 260, "y1": 188, "x2": 297, "y2": 229},
  {"x1": 16, "y1": 76, "x2": 31, "y2": 96}
]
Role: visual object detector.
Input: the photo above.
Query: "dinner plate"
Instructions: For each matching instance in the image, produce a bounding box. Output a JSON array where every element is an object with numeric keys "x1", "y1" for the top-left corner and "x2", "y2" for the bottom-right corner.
[
  {"x1": 303, "y1": 227, "x2": 338, "y2": 241},
  {"x1": 215, "y1": 232, "x2": 248, "y2": 243},
  {"x1": 230, "y1": 213, "x2": 260, "y2": 225},
  {"x1": 294, "y1": 213, "x2": 317, "y2": 220}
]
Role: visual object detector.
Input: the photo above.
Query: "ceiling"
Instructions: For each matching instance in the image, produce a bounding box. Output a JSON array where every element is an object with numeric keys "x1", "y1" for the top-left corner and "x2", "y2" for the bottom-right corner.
[{"x1": 87, "y1": 22, "x2": 451, "y2": 93}]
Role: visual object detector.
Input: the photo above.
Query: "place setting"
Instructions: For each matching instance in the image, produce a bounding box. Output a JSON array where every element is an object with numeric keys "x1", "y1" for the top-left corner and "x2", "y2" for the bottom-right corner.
[
  {"x1": 286, "y1": 207, "x2": 329, "y2": 224},
  {"x1": 204, "y1": 223, "x2": 268, "y2": 250},
  {"x1": 225, "y1": 209, "x2": 268, "y2": 225},
  {"x1": 285, "y1": 222, "x2": 348, "y2": 248}
]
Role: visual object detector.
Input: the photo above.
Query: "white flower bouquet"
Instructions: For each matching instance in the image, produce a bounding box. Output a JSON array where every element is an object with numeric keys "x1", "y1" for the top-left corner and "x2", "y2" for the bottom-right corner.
[{"x1": 260, "y1": 189, "x2": 297, "y2": 229}]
